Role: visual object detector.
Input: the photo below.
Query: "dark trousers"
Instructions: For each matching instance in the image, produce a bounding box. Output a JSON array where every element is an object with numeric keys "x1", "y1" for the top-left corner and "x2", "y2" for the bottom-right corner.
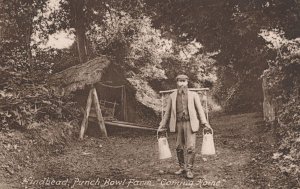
[{"x1": 176, "y1": 121, "x2": 196, "y2": 170}]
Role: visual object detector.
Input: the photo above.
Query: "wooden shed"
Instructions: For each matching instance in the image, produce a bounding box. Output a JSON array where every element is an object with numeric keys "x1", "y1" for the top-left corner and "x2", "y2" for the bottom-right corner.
[{"x1": 49, "y1": 56, "x2": 157, "y2": 139}]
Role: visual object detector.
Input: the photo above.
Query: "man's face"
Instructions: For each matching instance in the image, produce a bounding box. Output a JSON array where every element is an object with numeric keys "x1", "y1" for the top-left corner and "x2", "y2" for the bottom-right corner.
[{"x1": 177, "y1": 79, "x2": 188, "y2": 87}]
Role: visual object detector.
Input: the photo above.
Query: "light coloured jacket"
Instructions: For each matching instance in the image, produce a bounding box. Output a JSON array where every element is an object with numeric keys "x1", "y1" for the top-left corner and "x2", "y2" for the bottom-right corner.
[{"x1": 160, "y1": 90, "x2": 209, "y2": 132}]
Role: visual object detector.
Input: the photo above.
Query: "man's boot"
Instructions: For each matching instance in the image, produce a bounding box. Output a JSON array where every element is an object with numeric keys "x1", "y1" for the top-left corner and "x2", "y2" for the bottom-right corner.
[
  {"x1": 186, "y1": 149, "x2": 195, "y2": 179},
  {"x1": 175, "y1": 149, "x2": 185, "y2": 175}
]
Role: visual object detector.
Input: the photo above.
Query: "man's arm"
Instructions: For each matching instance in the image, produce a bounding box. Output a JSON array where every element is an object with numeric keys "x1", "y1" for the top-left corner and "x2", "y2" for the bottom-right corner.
[
  {"x1": 158, "y1": 96, "x2": 172, "y2": 131},
  {"x1": 194, "y1": 93, "x2": 211, "y2": 128}
]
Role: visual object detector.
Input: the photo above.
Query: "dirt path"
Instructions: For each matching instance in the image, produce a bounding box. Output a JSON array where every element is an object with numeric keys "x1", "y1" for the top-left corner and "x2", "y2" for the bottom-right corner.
[{"x1": 3, "y1": 112, "x2": 281, "y2": 189}]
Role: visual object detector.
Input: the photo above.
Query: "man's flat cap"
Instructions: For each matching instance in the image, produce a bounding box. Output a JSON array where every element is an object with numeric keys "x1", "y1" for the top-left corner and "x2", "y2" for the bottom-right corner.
[{"x1": 176, "y1": 74, "x2": 189, "y2": 80}]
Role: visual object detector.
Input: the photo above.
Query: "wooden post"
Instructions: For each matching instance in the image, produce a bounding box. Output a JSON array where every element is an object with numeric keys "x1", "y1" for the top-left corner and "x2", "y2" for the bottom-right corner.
[
  {"x1": 92, "y1": 88, "x2": 108, "y2": 137},
  {"x1": 205, "y1": 90, "x2": 209, "y2": 121},
  {"x1": 112, "y1": 101, "x2": 116, "y2": 118},
  {"x1": 121, "y1": 86, "x2": 124, "y2": 120},
  {"x1": 122, "y1": 86, "x2": 128, "y2": 121},
  {"x1": 79, "y1": 88, "x2": 93, "y2": 140},
  {"x1": 105, "y1": 121, "x2": 157, "y2": 131},
  {"x1": 161, "y1": 94, "x2": 164, "y2": 119},
  {"x1": 262, "y1": 77, "x2": 276, "y2": 122}
]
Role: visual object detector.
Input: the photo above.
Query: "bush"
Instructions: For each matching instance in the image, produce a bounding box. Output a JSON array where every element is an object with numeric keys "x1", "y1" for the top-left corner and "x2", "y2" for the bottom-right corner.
[
  {"x1": 264, "y1": 41, "x2": 300, "y2": 177},
  {"x1": 0, "y1": 62, "x2": 81, "y2": 131}
]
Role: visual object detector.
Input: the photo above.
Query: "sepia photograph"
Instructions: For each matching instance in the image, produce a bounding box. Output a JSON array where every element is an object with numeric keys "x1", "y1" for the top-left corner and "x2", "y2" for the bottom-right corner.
[{"x1": 0, "y1": 0, "x2": 299, "y2": 188}]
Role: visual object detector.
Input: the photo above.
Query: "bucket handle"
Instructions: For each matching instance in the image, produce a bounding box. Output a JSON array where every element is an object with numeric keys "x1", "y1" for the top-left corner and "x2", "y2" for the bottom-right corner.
[
  {"x1": 203, "y1": 127, "x2": 213, "y2": 135},
  {"x1": 157, "y1": 129, "x2": 168, "y2": 139}
]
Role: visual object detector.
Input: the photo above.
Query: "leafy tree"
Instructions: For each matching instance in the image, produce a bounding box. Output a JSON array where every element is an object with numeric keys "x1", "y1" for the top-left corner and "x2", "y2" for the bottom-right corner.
[
  {"x1": 262, "y1": 33, "x2": 300, "y2": 180},
  {"x1": 144, "y1": 0, "x2": 300, "y2": 112},
  {"x1": 81, "y1": 6, "x2": 217, "y2": 110},
  {"x1": 1, "y1": 0, "x2": 48, "y2": 71},
  {"x1": 46, "y1": 0, "x2": 145, "y2": 63}
]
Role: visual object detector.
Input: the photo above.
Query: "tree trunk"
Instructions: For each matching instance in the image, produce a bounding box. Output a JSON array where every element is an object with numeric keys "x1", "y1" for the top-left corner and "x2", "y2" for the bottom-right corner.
[
  {"x1": 26, "y1": 16, "x2": 33, "y2": 70},
  {"x1": 0, "y1": 0, "x2": 3, "y2": 41},
  {"x1": 72, "y1": 0, "x2": 87, "y2": 63}
]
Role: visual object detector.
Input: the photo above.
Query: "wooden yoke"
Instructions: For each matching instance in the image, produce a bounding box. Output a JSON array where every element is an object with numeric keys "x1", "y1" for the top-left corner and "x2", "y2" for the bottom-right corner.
[
  {"x1": 79, "y1": 86, "x2": 107, "y2": 140},
  {"x1": 159, "y1": 88, "x2": 210, "y2": 121}
]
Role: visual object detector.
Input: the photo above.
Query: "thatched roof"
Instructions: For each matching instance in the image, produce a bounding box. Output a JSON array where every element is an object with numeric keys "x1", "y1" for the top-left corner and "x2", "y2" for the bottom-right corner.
[
  {"x1": 49, "y1": 56, "x2": 162, "y2": 114},
  {"x1": 127, "y1": 77, "x2": 161, "y2": 112},
  {"x1": 49, "y1": 56, "x2": 111, "y2": 95}
]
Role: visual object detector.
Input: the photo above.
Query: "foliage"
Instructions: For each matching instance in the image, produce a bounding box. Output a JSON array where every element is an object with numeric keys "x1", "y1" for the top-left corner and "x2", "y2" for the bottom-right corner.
[
  {"x1": 1, "y1": 0, "x2": 218, "y2": 129},
  {"x1": 1, "y1": 35, "x2": 80, "y2": 131},
  {"x1": 0, "y1": 0, "x2": 48, "y2": 70},
  {"x1": 47, "y1": 0, "x2": 145, "y2": 32},
  {"x1": 0, "y1": 0, "x2": 76, "y2": 131},
  {"x1": 46, "y1": 0, "x2": 217, "y2": 83},
  {"x1": 263, "y1": 37, "x2": 300, "y2": 177},
  {"x1": 86, "y1": 9, "x2": 217, "y2": 109},
  {"x1": 33, "y1": 47, "x2": 79, "y2": 74},
  {"x1": 0, "y1": 69, "x2": 80, "y2": 130},
  {"x1": 44, "y1": 0, "x2": 146, "y2": 63},
  {"x1": 144, "y1": 0, "x2": 300, "y2": 113}
]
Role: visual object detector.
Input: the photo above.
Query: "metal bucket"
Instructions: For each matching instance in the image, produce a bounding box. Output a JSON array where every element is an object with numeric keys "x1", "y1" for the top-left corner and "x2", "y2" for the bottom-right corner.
[
  {"x1": 157, "y1": 130, "x2": 172, "y2": 159},
  {"x1": 201, "y1": 128, "x2": 216, "y2": 155}
]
